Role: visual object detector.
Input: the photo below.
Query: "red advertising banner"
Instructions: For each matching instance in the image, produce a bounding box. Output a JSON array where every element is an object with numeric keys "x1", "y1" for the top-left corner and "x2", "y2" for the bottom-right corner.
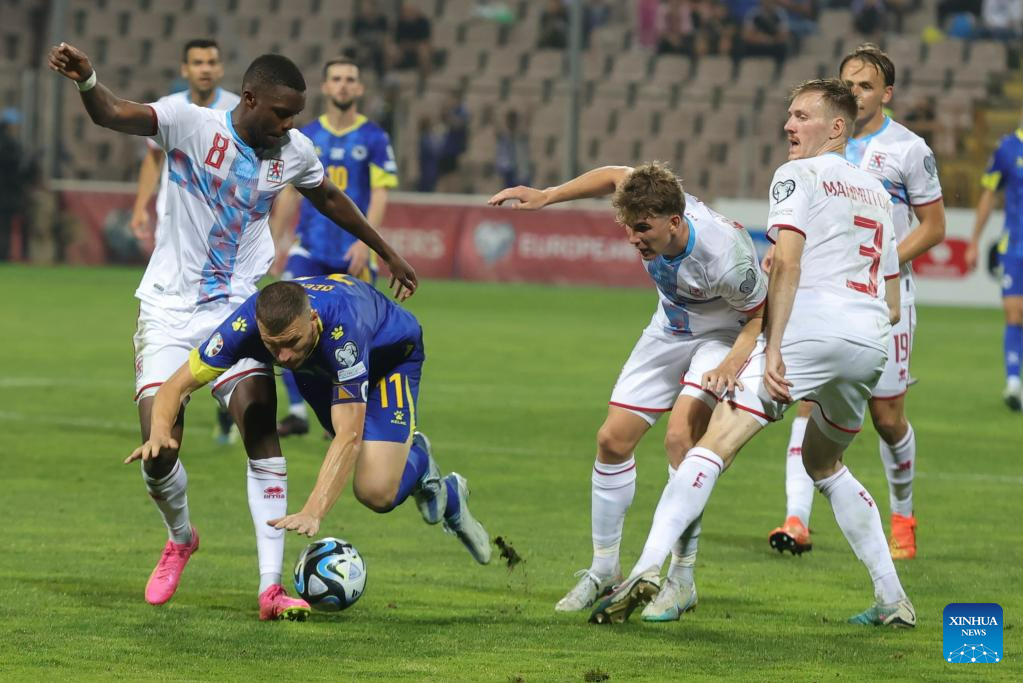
[{"x1": 378, "y1": 203, "x2": 461, "y2": 279}]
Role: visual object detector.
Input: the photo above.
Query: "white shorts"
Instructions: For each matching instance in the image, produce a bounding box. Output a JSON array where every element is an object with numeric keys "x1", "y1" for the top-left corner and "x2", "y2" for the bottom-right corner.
[
  {"x1": 872, "y1": 301, "x2": 915, "y2": 399},
  {"x1": 609, "y1": 326, "x2": 735, "y2": 425},
  {"x1": 133, "y1": 300, "x2": 271, "y2": 407},
  {"x1": 728, "y1": 336, "x2": 886, "y2": 446}
]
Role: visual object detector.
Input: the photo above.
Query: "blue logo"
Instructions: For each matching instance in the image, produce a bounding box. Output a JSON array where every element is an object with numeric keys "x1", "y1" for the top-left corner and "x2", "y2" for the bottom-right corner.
[{"x1": 944, "y1": 603, "x2": 1002, "y2": 663}]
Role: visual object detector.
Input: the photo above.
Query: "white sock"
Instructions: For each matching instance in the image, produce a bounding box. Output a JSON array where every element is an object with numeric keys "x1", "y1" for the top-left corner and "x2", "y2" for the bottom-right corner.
[
  {"x1": 666, "y1": 463, "x2": 701, "y2": 585},
  {"x1": 785, "y1": 417, "x2": 814, "y2": 526},
  {"x1": 590, "y1": 456, "x2": 636, "y2": 577},
  {"x1": 879, "y1": 424, "x2": 915, "y2": 517},
  {"x1": 142, "y1": 460, "x2": 192, "y2": 544},
  {"x1": 248, "y1": 457, "x2": 287, "y2": 594},
  {"x1": 815, "y1": 466, "x2": 906, "y2": 605},
  {"x1": 289, "y1": 403, "x2": 307, "y2": 419},
  {"x1": 630, "y1": 448, "x2": 723, "y2": 579}
]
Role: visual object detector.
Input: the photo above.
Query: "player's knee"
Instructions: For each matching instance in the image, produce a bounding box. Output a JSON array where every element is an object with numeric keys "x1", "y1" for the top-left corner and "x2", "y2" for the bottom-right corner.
[
  {"x1": 353, "y1": 483, "x2": 397, "y2": 513},
  {"x1": 596, "y1": 424, "x2": 633, "y2": 463},
  {"x1": 664, "y1": 427, "x2": 697, "y2": 461},
  {"x1": 142, "y1": 449, "x2": 180, "y2": 479},
  {"x1": 872, "y1": 411, "x2": 908, "y2": 444}
]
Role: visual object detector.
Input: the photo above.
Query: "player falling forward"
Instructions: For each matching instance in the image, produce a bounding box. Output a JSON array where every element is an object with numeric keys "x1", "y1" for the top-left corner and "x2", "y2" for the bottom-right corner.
[
  {"x1": 272, "y1": 57, "x2": 399, "y2": 437},
  {"x1": 490, "y1": 163, "x2": 766, "y2": 620},
  {"x1": 768, "y1": 44, "x2": 945, "y2": 561},
  {"x1": 130, "y1": 277, "x2": 492, "y2": 569},
  {"x1": 48, "y1": 41, "x2": 416, "y2": 620},
  {"x1": 591, "y1": 79, "x2": 915, "y2": 628},
  {"x1": 966, "y1": 106, "x2": 1023, "y2": 412},
  {"x1": 128, "y1": 38, "x2": 242, "y2": 446}
]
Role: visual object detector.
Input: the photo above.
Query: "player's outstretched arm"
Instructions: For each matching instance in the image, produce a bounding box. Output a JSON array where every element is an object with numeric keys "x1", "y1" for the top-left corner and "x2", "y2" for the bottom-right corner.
[
  {"x1": 965, "y1": 188, "x2": 998, "y2": 271},
  {"x1": 124, "y1": 363, "x2": 205, "y2": 464},
  {"x1": 131, "y1": 148, "x2": 165, "y2": 240},
  {"x1": 763, "y1": 230, "x2": 805, "y2": 402},
  {"x1": 488, "y1": 165, "x2": 634, "y2": 209},
  {"x1": 702, "y1": 308, "x2": 765, "y2": 395},
  {"x1": 269, "y1": 403, "x2": 366, "y2": 537},
  {"x1": 898, "y1": 200, "x2": 946, "y2": 266},
  {"x1": 884, "y1": 275, "x2": 902, "y2": 325},
  {"x1": 47, "y1": 42, "x2": 157, "y2": 136},
  {"x1": 298, "y1": 181, "x2": 417, "y2": 301}
]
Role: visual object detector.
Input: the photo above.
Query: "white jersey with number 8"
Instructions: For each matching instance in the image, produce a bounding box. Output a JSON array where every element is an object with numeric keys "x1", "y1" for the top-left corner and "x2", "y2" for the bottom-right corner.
[{"x1": 767, "y1": 153, "x2": 899, "y2": 352}]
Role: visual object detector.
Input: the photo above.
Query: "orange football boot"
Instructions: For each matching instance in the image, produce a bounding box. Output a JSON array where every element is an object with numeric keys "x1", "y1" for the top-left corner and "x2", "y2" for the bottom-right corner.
[
  {"x1": 768, "y1": 515, "x2": 813, "y2": 555},
  {"x1": 889, "y1": 513, "x2": 917, "y2": 560}
]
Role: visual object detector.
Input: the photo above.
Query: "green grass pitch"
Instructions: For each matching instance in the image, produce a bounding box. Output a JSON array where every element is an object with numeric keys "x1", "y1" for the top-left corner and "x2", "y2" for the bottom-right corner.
[{"x1": 0, "y1": 265, "x2": 1019, "y2": 681}]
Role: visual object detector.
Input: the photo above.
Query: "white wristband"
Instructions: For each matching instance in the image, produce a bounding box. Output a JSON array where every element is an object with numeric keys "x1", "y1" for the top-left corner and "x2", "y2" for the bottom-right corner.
[{"x1": 76, "y1": 71, "x2": 97, "y2": 92}]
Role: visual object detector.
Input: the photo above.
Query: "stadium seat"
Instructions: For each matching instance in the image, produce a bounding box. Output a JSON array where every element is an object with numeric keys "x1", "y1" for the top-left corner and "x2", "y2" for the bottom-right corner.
[{"x1": 649, "y1": 55, "x2": 692, "y2": 87}]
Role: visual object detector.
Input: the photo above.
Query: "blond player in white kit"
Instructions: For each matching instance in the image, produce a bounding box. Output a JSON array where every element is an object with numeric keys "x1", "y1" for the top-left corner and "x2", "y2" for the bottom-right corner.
[
  {"x1": 592, "y1": 79, "x2": 916, "y2": 628},
  {"x1": 768, "y1": 44, "x2": 945, "y2": 561},
  {"x1": 489, "y1": 163, "x2": 766, "y2": 619},
  {"x1": 48, "y1": 42, "x2": 416, "y2": 620}
]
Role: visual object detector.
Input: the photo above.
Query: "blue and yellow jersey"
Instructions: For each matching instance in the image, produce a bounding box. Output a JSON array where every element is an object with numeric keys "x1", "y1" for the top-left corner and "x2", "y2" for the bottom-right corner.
[
  {"x1": 190, "y1": 274, "x2": 422, "y2": 406},
  {"x1": 295, "y1": 115, "x2": 398, "y2": 269},
  {"x1": 981, "y1": 129, "x2": 1023, "y2": 257}
]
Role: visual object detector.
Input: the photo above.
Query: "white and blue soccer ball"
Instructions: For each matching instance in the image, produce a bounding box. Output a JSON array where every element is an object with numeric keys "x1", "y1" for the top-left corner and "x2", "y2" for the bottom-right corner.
[{"x1": 293, "y1": 537, "x2": 367, "y2": 611}]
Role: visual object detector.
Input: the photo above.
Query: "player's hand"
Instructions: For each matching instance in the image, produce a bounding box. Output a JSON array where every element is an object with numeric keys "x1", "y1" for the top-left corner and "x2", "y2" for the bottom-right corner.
[
  {"x1": 964, "y1": 242, "x2": 979, "y2": 272},
  {"x1": 47, "y1": 42, "x2": 95, "y2": 83},
  {"x1": 267, "y1": 512, "x2": 321, "y2": 537},
  {"x1": 130, "y1": 206, "x2": 152, "y2": 241},
  {"x1": 385, "y1": 253, "x2": 418, "y2": 302},
  {"x1": 124, "y1": 434, "x2": 179, "y2": 464},
  {"x1": 761, "y1": 245, "x2": 775, "y2": 273},
  {"x1": 702, "y1": 361, "x2": 745, "y2": 396},
  {"x1": 488, "y1": 186, "x2": 549, "y2": 210},
  {"x1": 345, "y1": 241, "x2": 370, "y2": 278},
  {"x1": 763, "y1": 346, "x2": 793, "y2": 403}
]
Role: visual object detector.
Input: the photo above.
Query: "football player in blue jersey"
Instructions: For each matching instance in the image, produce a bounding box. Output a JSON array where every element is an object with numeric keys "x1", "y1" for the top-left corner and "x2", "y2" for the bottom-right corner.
[
  {"x1": 272, "y1": 57, "x2": 399, "y2": 437},
  {"x1": 967, "y1": 109, "x2": 1023, "y2": 411},
  {"x1": 129, "y1": 276, "x2": 492, "y2": 570}
]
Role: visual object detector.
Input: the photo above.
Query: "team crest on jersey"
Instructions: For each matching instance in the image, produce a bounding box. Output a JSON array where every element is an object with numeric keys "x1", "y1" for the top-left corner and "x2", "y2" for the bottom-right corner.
[
  {"x1": 266, "y1": 158, "x2": 285, "y2": 183},
  {"x1": 771, "y1": 179, "x2": 796, "y2": 203},
  {"x1": 351, "y1": 145, "x2": 368, "y2": 161},
  {"x1": 205, "y1": 333, "x2": 224, "y2": 357},
  {"x1": 868, "y1": 152, "x2": 887, "y2": 172},
  {"x1": 330, "y1": 147, "x2": 344, "y2": 161}
]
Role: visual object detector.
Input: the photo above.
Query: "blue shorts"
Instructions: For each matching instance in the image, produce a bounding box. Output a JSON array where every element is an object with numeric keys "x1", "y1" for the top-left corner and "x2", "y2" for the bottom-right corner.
[
  {"x1": 295, "y1": 356, "x2": 422, "y2": 444},
  {"x1": 284, "y1": 251, "x2": 376, "y2": 284},
  {"x1": 1000, "y1": 252, "x2": 1023, "y2": 297}
]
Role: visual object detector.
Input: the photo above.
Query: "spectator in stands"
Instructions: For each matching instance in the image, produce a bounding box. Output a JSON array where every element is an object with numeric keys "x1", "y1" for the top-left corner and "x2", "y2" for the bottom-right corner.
[
  {"x1": 353, "y1": 3, "x2": 389, "y2": 79},
  {"x1": 587, "y1": 0, "x2": 613, "y2": 32},
  {"x1": 852, "y1": 0, "x2": 888, "y2": 36},
  {"x1": 538, "y1": 0, "x2": 569, "y2": 48},
  {"x1": 903, "y1": 94, "x2": 939, "y2": 149},
  {"x1": 657, "y1": 0, "x2": 700, "y2": 57},
  {"x1": 495, "y1": 109, "x2": 533, "y2": 188},
  {"x1": 388, "y1": 3, "x2": 433, "y2": 78},
  {"x1": 777, "y1": 0, "x2": 819, "y2": 37},
  {"x1": 417, "y1": 116, "x2": 442, "y2": 192},
  {"x1": 978, "y1": 0, "x2": 1022, "y2": 40},
  {"x1": 637, "y1": 0, "x2": 661, "y2": 48},
  {"x1": 937, "y1": 0, "x2": 982, "y2": 29},
  {"x1": 0, "y1": 108, "x2": 27, "y2": 262},
  {"x1": 695, "y1": 0, "x2": 739, "y2": 58},
  {"x1": 735, "y1": 0, "x2": 790, "y2": 67},
  {"x1": 437, "y1": 90, "x2": 470, "y2": 192}
]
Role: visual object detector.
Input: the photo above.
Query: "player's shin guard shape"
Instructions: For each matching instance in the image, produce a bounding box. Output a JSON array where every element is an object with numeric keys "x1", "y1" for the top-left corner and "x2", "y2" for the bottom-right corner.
[
  {"x1": 878, "y1": 424, "x2": 915, "y2": 516},
  {"x1": 590, "y1": 457, "x2": 636, "y2": 577},
  {"x1": 392, "y1": 438, "x2": 431, "y2": 510},
  {"x1": 1004, "y1": 324, "x2": 1021, "y2": 380},
  {"x1": 630, "y1": 448, "x2": 723, "y2": 579},
  {"x1": 142, "y1": 459, "x2": 192, "y2": 544},
  {"x1": 247, "y1": 457, "x2": 287, "y2": 594},
  {"x1": 785, "y1": 417, "x2": 815, "y2": 527},
  {"x1": 815, "y1": 466, "x2": 906, "y2": 605}
]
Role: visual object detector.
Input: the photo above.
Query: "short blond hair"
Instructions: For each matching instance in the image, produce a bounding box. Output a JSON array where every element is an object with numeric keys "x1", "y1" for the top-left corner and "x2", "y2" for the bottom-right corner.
[{"x1": 612, "y1": 161, "x2": 686, "y2": 226}]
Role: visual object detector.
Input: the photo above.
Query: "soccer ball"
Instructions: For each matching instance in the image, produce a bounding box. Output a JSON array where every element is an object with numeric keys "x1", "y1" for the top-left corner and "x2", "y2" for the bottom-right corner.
[{"x1": 293, "y1": 537, "x2": 367, "y2": 611}]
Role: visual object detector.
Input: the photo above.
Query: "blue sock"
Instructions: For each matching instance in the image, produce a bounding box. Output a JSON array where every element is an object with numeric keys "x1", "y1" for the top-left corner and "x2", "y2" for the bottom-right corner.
[
  {"x1": 1005, "y1": 325, "x2": 1022, "y2": 380},
  {"x1": 282, "y1": 370, "x2": 304, "y2": 409},
  {"x1": 443, "y1": 476, "x2": 460, "y2": 519},
  {"x1": 390, "y1": 441, "x2": 430, "y2": 510}
]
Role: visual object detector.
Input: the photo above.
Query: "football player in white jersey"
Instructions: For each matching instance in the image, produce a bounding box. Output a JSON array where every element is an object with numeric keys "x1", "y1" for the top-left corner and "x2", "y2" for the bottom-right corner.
[
  {"x1": 592, "y1": 79, "x2": 916, "y2": 628},
  {"x1": 489, "y1": 162, "x2": 767, "y2": 619},
  {"x1": 48, "y1": 42, "x2": 417, "y2": 620},
  {"x1": 768, "y1": 44, "x2": 945, "y2": 561},
  {"x1": 129, "y1": 38, "x2": 242, "y2": 446}
]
